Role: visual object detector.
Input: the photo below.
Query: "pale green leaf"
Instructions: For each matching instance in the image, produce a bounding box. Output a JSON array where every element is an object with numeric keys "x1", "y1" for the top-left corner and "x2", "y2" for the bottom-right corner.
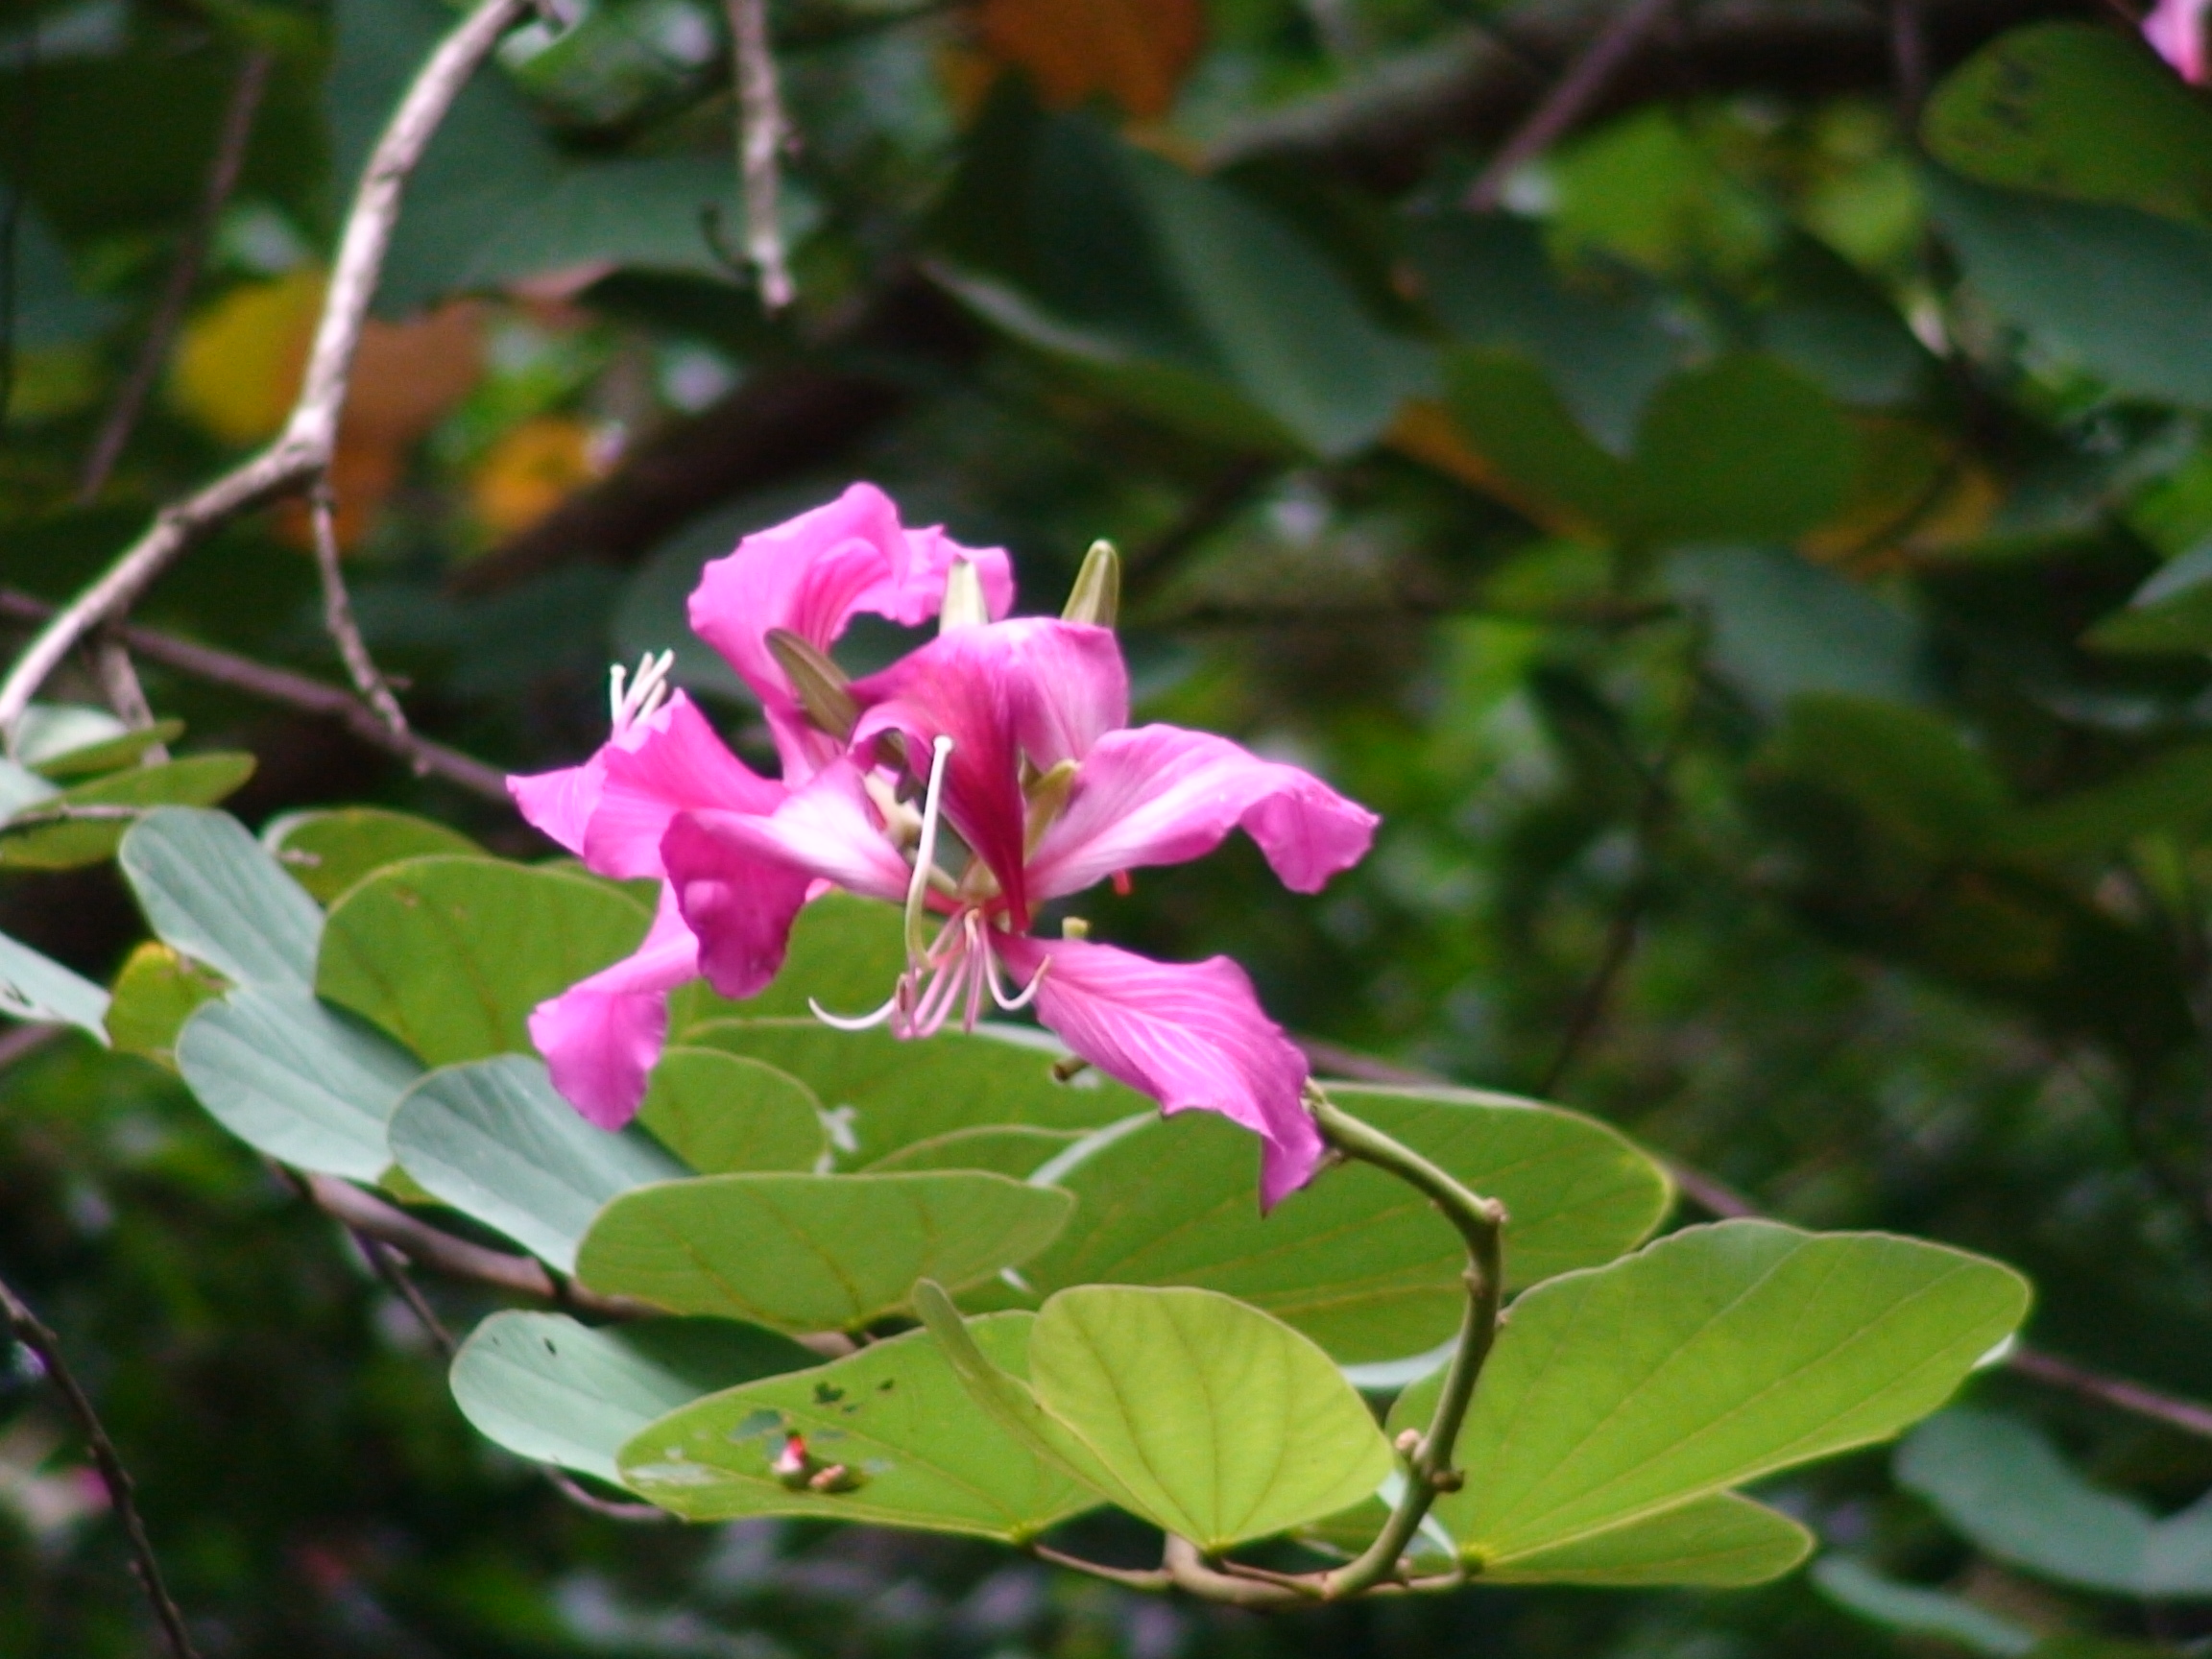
[
  {"x1": 176, "y1": 988, "x2": 424, "y2": 1181},
  {"x1": 318, "y1": 856, "x2": 651, "y2": 1066},
  {"x1": 0, "y1": 926, "x2": 109, "y2": 1041},
  {"x1": 451, "y1": 1310, "x2": 816, "y2": 1483},
  {"x1": 637, "y1": 1047, "x2": 827, "y2": 1174},
  {"x1": 1396, "y1": 1219, "x2": 2029, "y2": 1567},
  {"x1": 390, "y1": 1056, "x2": 685, "y2": 1273},
  {"x1": 120, "y1": 808, "x2": 322, "y2": 990},
  {"x1": 620, "y1": 1315, "x2": 1105, "y2": 1539},
  {"x1": 262, "y1": 807, "x2": 485, "y2": 905},
  {"x1": 1813, "y1": 1556, "x2": 2037, "y2": 1657},
  {"x1": 577, "y1": 1171, "x2": 1075, "y2": 1332},
  {"x1": 1017, "y1": 1084, "x2": 1671, "y2": 1363}
]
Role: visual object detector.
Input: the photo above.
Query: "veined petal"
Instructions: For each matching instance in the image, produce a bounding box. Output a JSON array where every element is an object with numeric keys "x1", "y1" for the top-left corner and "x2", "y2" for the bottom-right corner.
[
  {"x1": 2146, "y1": 0, "x2": 2211, "y2": 81},
  {"x1": 528, "y1": 887, "x2": 697, "y2": 1128},
  {"x1": 852, "y1": 619, "x2": 1127, "y2": 920},
  {"x1": 585, "y1": 691, "x2": 784, "y2": 879},
  {"x1": 687, "y1": 484, "x2": 1014, "y2": 776},
  {"x1": 997, "y1": 933, "x2": 1323, "y2": 1209},
  {"x1": 661, "y1": 760, "x2": 909, "y2": 999},
  {"x1": 1028, "y1": 724, "x2": 1378, "y2": 902},
  {"x1": 509, "y1": 756, "x2": 605, "y2": 858}
]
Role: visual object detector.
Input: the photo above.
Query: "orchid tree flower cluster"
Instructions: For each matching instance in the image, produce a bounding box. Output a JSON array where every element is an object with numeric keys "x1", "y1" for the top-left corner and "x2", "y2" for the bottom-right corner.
[{"x1": 510, "y1": 484, "x2": 1380, "y2": 1205}]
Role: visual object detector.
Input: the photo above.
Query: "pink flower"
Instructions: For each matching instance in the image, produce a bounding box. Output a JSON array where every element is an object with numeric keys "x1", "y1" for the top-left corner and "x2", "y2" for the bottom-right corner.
[
  {"x1": 2146, "y1": 0, "x2": 2210, "y2": 83},
  {"x1": 508, "y1": 485, "x2": 1008, "y2": 1124},
  {"x1": 659, "y1": 615, "x2": 1380, "y2": 1206}
]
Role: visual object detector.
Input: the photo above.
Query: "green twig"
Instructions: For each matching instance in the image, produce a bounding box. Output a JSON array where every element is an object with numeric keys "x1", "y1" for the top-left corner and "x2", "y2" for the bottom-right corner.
[{"x1": 1309, "y1": 1085, "x2": 1506, "y2": 1598}]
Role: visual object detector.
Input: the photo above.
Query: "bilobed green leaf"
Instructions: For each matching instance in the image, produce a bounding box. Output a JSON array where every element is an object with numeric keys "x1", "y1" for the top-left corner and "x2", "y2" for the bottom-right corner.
[
  {"x1": 451, "y1": 1310, "x2": 816, "y2": 1483},
  {"x1": 638, "y1": 1047, "x2": 827, "y2": 1174},
  {"x1": 1897, "y1": 1407, "x2": 2212, "y2": 1598},
  {"x1": 1813, "y1": 1556, "x2": 2036, "y2": 1657},
  {"x1": 0, "y1": 926, "x2": 109, "y2": 1042},
  {"x1": 2085, "y1": 541, "x2": 2212, "y2": 655},
  {"x1": 1394, "y1": 1220, "x2": 2029, "y2": 1568},
  {"x1": 1667, "y1": 546, "x2": 1929, "y2": 716},
  {"x1": 1018, "y1": 1085, "x2": 1671, "y2": 1363},
  {"x1": 577, "y1": 1172, "x2": 1075, "y2": 1332},
  {"x1": 120, "y1": 808, "x2": 323, "y2": 990},
  {"x1": 671, "y1": 893, "x2": 907, "y2": 1027},
  {"x1": 867, "y1": 1125, "x2": 1083, "y2": 1176},
  {"x1": 176, "y1": 988, "x2": 424, "y2": 1181},
  {"x1": 1930, "y1": 169, "x2": 2212, "y2": 409},
  {"x1": 1481, "y1": 1492, "x2": 1812, "y2": 1586},
  {"x1": 318, "y1": 856, "x2": 651, "y2": 1066},
  {"x1": 1022, "y1": 1286, "x2": 1393, "y2": 1551},
  {"x1": 390, "y1": 1056, "x2": 685, "y2": 1272},
  {"x1": 692, "y1": 1021, "x2": 1139, "y2": 1163},
  {"x1": 1629, "y1": 356, "x2": 1857, "y2": 545},
  {"x1": 1, "y1": 755, "x2": 257, "y2": 869},
  {"x1": 104, "y1": 943, "x2": 223, "y2": 1068},
  {"x1": 1925, "y1": 24, "x2": 2212, "y2": 226},
  {"x1": 619, "y1": 1315, "x2": 1105, "y2": 1538},
  {"x1": 1762, "y1": 693, "x2": 2009, "y2": 857},
  {"x1": 262, "y1": 807, "x2": 485, "y2": 905},
  {"x1": 1442, "y1": 346, "x2": 1628, "y2": 534}
]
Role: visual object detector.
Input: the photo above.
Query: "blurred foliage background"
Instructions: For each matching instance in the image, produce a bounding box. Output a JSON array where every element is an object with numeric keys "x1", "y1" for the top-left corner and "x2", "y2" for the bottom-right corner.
[{"x1": 10, "y1": 0, "x2": 2212, "y2": 1651}]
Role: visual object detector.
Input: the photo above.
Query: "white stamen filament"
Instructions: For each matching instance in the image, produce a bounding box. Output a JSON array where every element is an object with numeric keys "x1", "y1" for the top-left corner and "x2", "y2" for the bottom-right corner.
[
  {"x1": 609, "y1": 649, "x2": 677, "y2": 733},
  {"x1": 903, "y1": 734, "x2": 954, "y2": 963}
]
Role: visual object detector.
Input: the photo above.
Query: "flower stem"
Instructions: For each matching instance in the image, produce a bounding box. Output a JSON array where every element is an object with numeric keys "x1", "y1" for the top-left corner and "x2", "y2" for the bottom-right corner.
[{"x1": 1307, "y1": 1085, "x2": 1505, "y2": 1599}]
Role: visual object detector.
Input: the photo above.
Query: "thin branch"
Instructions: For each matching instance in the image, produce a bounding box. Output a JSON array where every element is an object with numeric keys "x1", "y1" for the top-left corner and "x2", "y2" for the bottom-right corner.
[
  {"x1": 1162, "y1": 1536, "x2": 1308, "y2": 1609},
  {"x1": 1026, "y1": 1542, "x2": 1174, "y2": 1590},
  {"x1": 1310, "y1": 1087, "x2": 1504, "y2": 1598},
  {"x1": 2007, "y1": 1347, "x2": 2212, "y2": 1443},
  {"x1": 725, "y1": 0, "x2": 795, "y2": 310},
  {"x1": 0, "y1": 804, "x2": 145, "y2": 833},
  {"x1": 309, "y1": 486, "x2": 414, "y2": 750},
  {"x1": 89, "y1": 630, "x2": 170, "y2": 763},
  {"x1": 0, "y1": 0, "x2": 534, "y2": 741},
  {"x1": 1890, "y1": 0, "x2": 1930, "y2": 127},
  {"x1": 0, "y1": 589, "x2": 511, "y2": 802},
  {"x1": 1463, "y1": 0, "x2": 1678, "y2": 209},
  {"x1": 76, "y1": 47, "x2": 274, "y2": 503},
  {"x1": 0, "y1": 1268, "x2": 201, "y2": 1659}
]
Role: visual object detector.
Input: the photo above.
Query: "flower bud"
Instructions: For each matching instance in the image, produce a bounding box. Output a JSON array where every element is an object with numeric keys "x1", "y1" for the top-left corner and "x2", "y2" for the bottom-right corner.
[
  {"x1": 939, "y1": 559, "x2": 990, "y2": 632},
  {"x1": 1062, "y1": 540, "x2": 1120, "y2": 628},
  {"x1": 766, "y1": 629, "x2": 858, "y2": 740}
]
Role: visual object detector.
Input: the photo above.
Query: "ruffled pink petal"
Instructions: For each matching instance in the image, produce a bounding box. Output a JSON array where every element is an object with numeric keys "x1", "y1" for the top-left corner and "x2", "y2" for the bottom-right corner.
[
  {"x1": 661, "y1": 761, "x2": 910, "y2": 999},
  {"x1": 1028, "y1": 724, "x2": 1378, "y2": 902},
  {"x1": 851, "y1": 619, "x2": 1127, "y2": 922},
  {"x1": 997, "y1": 933, "x2": 1323, "y2": 1209},
  {"x1": 584, "y1": 691, "x2": 785, "y2": 879},
  {"x1": 686, "y1": 484, "x2": 1015, "y2": 778},
  {"x1": 2146, "y1": 0, "x2": 2210, "y2": 82},
  {"x1": 528, "y1": 888, "x2": 698, "y2": 1128},
  {"x1": 510, "y1": 757, "x2": 606, "y2": 857}
]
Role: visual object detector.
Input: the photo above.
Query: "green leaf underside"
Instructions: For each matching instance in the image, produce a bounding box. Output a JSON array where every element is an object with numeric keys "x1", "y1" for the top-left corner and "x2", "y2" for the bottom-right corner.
[
  {"x1": 866, "y1": 1124, "x2": 1085, "y2": 1176},
  {"x1": 637, "y1": 1047, "x2": 828, "y2": 1175},
  {"x1": 390, "y1": 1056, "x2": 685, "y2": 1273},
  {"x1": 1479, "y1": 1492, "x2": 1812, "y2": 1586},
  {"x1": 104, "y1": 943, "x2": 222, "y2": 1065},
  {"x1": 671, "y1": 893, "x2": 908, "y2": 1026},
  {"x1": 1017, "y1": 1085, "x2": 1671, "y2": 1363},
  {"x1": 120, "y1": 808, "x2": 323, "y2": 991},
  {"x1": 0, "y1": 755, "x2": 256, "y2": 869},
  {"x1": 318, "y1": 856, "x2": 651, "y2": 1067},
  {"x1": 263, "y1": 807, "x2": 486, "y2": 905},
  {"x1": 619, "y1": 1314, "x2": 1103, "y2": 1538},
  {"x1": 1391, "y1": 1219, "x2": 2029, "y2": 1565},
  {"x1": 177, "y1": 988, "x2": 424, "y2": 1182},
  {"x1": 0, "y1": 926, "x2": 109, "y2": 1039},
  {"x1": 1896, "y1": 1407, "x2": 2212, "y2": 1598},
  {"x1": 451, "y1": 1310, "x2": 817, "y2": 1484},
  {"x1": 1016, "y1": 1286, "x2": 1395, "y2": 1551},
  {"x1": 576, "y1": 1171, "x2": 1076, "y2": 1332},
  {"x1": 691, "y1": 1021, "x2": 1141, "y2": 1164}
]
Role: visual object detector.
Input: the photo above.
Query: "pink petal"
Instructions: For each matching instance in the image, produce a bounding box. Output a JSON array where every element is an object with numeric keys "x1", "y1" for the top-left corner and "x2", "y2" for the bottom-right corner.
[
  {"x1": 686, "y1": 484, "x2": 1015, "y2": 777},
  {"x1": 584, "y1": 691, "x2": 785, "y2": 879},
  {"x1": 2146, "y1": 0, "x2": 2210, "y2": 82},
  {"x1": 1028, "y1": 724, "x2": 1378, "y2": 902},
  {"x1": 661, "y1": 760, "x2": 910, "y2": 998},
  {"x1": 509, "y1": 757, "x2": 606, "y2": 857},
  {"x1": 997, "y1": 933, "x2": 1323, "y2": 1209},
  {"x1": 528, "y1": 888, "x2": 698, "y2": 1128},
  {"x1": 851, "y1": 619, "x2": 1127, "y2": 922}
]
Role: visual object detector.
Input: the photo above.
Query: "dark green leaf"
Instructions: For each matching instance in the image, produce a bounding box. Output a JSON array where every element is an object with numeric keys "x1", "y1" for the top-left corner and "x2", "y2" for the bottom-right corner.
[
  {"x1": 262, "y1": 807, "x2": 486, "y2": 905},
  {"x1": 2, "y1": 756, "x2": 258, "y2": 869},
  {"x1": 638, "y1": 1047, "x2": 828, "y2": 1174}
]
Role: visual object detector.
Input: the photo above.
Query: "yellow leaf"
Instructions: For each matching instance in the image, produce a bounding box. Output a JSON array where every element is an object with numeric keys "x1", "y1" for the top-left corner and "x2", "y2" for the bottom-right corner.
[
  {"x1": 469, "y1": 417, "x2": 609, "y2": 539},
  {"x1": 170, "y1": 269, "x2": 323, "y2": 445}
]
